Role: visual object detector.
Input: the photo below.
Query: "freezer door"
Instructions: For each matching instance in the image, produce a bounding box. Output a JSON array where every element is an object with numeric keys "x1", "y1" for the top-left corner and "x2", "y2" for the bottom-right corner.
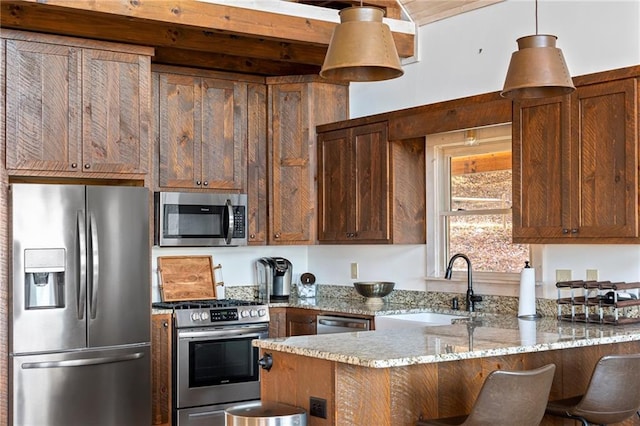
[
  {"x1": 86, "y1": 186, "x2": 150, "y2": 347},
  {"x1": 11, "y1": 345, "x2": 151, "y2": 426},
  {"x1": 11, "y1": 184, "x2": 87, "y2": 354}
]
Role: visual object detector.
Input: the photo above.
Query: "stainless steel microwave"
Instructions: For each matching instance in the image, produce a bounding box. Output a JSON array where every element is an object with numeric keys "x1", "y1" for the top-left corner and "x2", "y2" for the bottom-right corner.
[{"x1": 154, "y1": 192, "x2": 247, "y2": 247}]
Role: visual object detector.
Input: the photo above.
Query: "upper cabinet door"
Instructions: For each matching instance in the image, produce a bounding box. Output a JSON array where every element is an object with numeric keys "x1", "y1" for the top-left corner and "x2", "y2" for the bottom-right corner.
[
  {"x1": 199, "y1": 78, "x2": 247, "y2": 190},
  {"x1": 82, "y1": 48, "x2": 150, "y2": 174},
  {"x1": 317, "y1": 128, "x2": 352, "y2": 242},
  {"x1": 572, "y1": 78, "x2": 638, "y2": 238},
  {"x1": 512, "y1": 96, "x2": 571, "y2": 240},
  {"x1": 157, "y1": 73, "x2": 201, "y2": 188},
  {"x1": 5, "y1": 40, "x2": 82, "y2": 172},
  {"x1": 352, "y1": 123, "x2": 390, "y2": 242}
]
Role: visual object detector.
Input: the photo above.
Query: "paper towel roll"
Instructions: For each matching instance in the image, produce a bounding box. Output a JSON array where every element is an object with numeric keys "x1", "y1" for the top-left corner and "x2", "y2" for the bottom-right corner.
[{"x1": 518, "y1": 262, "x2": 537, "y2": 318}]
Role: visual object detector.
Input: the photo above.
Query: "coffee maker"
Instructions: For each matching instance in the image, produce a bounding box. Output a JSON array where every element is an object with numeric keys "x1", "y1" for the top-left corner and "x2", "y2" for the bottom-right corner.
[{"x1": 256, "y1": 257, "x2": 292, "y2": 302}]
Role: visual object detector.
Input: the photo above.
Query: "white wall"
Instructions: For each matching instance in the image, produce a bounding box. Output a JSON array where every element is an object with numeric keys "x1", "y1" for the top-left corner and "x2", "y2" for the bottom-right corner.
[{"x1": 350, "y1": 0, "x2": 640, "y2": 117}]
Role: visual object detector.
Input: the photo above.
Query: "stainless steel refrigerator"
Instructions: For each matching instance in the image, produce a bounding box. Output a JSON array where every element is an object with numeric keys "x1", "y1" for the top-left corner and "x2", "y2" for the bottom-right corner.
[{"x1": 10, "y1": 184, "x2": 151, "y2": 426}]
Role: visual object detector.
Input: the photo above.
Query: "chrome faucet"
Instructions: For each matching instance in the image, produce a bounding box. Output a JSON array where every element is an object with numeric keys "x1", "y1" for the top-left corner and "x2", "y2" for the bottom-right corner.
[{"x1": 445, "y1": 253, "x2": 482, "y2": 312}]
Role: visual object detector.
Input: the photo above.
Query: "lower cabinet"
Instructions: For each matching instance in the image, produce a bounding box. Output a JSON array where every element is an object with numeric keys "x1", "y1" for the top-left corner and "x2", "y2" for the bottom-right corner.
[
  {"x1": 152, "y1": 314, "x2": 172, "y2": 426},
  {"x1": 286, "y1": 308, "x2": 321, "y2": 336}
]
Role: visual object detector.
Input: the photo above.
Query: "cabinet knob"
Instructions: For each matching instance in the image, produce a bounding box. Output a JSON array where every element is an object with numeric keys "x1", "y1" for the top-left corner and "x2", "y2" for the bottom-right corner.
[
  {"x1": 562, "y1": 229, "x2": 569, "y2": 234},
  {"x1": 274, "y1": 233, "x2": 281, "y2": 239},
  {"x1": 203, "y1": 181, "x2": 208, "y2": 186},
  {"x1": 162, "y1": 321, "x2": 168, "y2": 328},
  {"x1": 196, "y1": 180, "x2": 202, "y2": 186},
  {"x1": 571, "y1": 228, "x2": 579, "y2": 234},
  {"x1": 250, "y1": 234, "x2": 256, "y2": 239},
  {"x1": 84, "y1": 163, "x2": 91, "y2": 169},
  {"x1": 71, "y1": 163, "x2": 78, "y2": 169}
]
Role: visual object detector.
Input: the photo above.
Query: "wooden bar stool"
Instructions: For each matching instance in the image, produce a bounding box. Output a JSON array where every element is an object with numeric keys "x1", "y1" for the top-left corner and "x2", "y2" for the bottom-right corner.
[
  {"x1": 416, "y1": 364, "x2": 556, "y2": 426},
  {"x1": 545, "y1": 353, "x2": 640, "y2": 426}
]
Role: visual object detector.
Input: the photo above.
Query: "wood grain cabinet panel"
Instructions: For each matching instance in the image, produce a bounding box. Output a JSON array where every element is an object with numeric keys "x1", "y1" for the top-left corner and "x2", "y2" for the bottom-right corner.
[
  {"x1": 286, "y1": 308, "x2": 320, "y2": 336},
  {"x1": 247, "y1": 83, "x2": 268, "y2": 245},
  {"x1": 267, "y1": 77, "x2": 348, "y2": 245},
  {"x1": 156, "y1": 69, "x2": 247, "y2": 191},
  {"x1": 513, "y1": 75, "x2": 639, "y2": 243},
  {"x1": 4, "y1": 32, "x2": 151, "y2": 176},
  {"x1": 151, "y1": 314, "x2": 172, "y2": 426},
  {"x1": 318, "y1": 122, "x2": 426, "y2": 244}
]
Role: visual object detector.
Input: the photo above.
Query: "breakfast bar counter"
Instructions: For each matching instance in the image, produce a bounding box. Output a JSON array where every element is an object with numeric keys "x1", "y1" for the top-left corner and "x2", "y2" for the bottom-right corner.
[{"x1": 254, "y1": 314, "x2": 640, "y2": 426}]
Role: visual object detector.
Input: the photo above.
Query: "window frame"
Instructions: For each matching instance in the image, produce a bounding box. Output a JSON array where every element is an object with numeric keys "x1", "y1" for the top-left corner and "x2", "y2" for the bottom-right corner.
[{"x1": 426, "y1": 124, "x2": 529, "y2": 284}]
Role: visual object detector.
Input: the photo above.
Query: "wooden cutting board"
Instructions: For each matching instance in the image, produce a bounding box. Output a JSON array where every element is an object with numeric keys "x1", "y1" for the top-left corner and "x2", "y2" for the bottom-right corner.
[{"x1": 158, "y1": 255, "x2": 217, "y2": 302}]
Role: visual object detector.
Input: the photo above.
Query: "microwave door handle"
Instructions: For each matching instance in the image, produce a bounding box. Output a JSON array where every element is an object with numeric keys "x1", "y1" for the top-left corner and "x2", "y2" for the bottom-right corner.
[
  {"x1": 224, "y1": 199, "x2": 234, "y2": 245},
  {"x1": 77, "y1": 210, "x2": 87, "y2": 320},
  {"x1": 89, "y1": 213, "x2": 100, "y2": 319}
]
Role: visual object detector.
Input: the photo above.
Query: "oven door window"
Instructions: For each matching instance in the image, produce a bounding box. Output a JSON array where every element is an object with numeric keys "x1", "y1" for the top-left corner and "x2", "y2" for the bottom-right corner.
[
  {"x1": 189, "y1": 337, "x2": 258, "y2": 387},
  {"x1": 164, "y1": 204, "x2": 225, "y2": 239}
]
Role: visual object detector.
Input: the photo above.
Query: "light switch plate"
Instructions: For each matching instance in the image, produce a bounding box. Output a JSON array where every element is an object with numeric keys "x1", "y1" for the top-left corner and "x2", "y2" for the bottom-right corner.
[
  {"x1": 555, "y1": 269, "x2": 572, "y2": 282},
  {"x1": 350, "y1": 262, "x2": 359, "y2": 279},
  {"x1": 586, "y1": 269, "x2": 599, "y2": 281}
]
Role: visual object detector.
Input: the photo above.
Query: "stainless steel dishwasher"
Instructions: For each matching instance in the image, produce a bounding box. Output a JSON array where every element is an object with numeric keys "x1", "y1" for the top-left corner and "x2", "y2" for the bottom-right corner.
[{"x1": 316, "y1": 315, "x2": 370, "y2": 334}]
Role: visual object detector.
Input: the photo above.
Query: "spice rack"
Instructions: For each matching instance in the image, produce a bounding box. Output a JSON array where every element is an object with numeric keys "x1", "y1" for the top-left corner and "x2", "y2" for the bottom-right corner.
[{"x1": 556, "y1": 280, "x2": 640, "y2": 325}]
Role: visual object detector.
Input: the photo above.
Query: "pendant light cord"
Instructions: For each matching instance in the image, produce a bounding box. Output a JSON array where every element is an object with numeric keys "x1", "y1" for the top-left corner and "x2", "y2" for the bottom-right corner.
[{"x1": 535, "y1": 0, "x2": 539, "y2": 35}]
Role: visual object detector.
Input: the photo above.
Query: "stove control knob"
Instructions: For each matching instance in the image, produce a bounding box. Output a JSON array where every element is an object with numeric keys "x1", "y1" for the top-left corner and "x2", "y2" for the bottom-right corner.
[
  {"x1": 250, "y1": 309, "x2": 258, "y2": 317},
  {"x1": 201, "y1": 312, "x2": 209, "y2": 321},
  {"x1": 258, "y1": 309, "x2": 267, "y2": 317},
  {"x1": 191, "y1": 312, "x2": 201, "y2": 321},
  {"x1": 240, "y1": 310, "x2": 250, "y2": 318}
]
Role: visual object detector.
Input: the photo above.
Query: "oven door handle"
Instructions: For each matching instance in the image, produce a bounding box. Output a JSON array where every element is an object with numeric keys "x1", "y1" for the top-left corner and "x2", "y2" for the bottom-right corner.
[{"x1": 178, "y1": 328, "x2": 266, "y2": 340}]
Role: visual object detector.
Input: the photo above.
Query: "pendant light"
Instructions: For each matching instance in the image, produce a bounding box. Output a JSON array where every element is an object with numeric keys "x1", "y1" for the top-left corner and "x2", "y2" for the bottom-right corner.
[
  {"x1": 320, "y1": 5, "x2": 404, "y2": 82},
  {"x1": 501, "y1": 0, "x2": 575, "y2": 99}
]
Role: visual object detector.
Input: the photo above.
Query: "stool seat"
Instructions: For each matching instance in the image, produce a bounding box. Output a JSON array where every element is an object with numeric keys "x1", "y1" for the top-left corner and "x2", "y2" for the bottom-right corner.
[
  {"x1": 545, "y1": 353, "x2": 640, "y2": 426},
  {"x1": 417, "y1": 364, "x2": 556, "y2": 426},
  {"x1": 225, "y1": 401, "x2": 307, "y2": 426}
]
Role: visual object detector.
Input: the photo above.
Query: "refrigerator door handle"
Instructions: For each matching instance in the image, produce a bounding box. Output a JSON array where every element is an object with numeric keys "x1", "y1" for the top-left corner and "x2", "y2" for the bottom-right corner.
[
  {"x1": 89, "y1": 213, "x2": 100, "y2": 319},
  {"x1": 77, "y1": 210, "x2": 87, "y2": 320},
  {"x1": 20, "y1": 351, "x2": 146, "y2": 369}
]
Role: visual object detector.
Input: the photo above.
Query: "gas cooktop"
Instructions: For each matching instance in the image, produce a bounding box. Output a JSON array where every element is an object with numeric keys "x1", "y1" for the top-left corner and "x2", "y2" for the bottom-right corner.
[{"x1": 153, "y1": 299, "x2": 270, "y2": 328}]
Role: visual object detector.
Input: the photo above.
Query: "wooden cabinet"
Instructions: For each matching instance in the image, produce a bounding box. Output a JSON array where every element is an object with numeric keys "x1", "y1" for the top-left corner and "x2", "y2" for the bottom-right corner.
[
  {"x1": 247, "y1": 83, "x2": 268, "y2": 244},
  {"x1": 267, "y1": 77, "x2": 348, "y2": 245},
  {"x1": 318, "y1": 122, "x2": 426, "y2": 244},
  {"x1": 154, "y1": 66, "x2": 247, "y2": 191},
  {"x1": 286, "y1": 308, "x2": 320, "y2": 336},
  {"x1": 3, "y1": 30, "x2": 152, "y2": 176},
  {"x1": 151, "y1": 314, "x2": 172, "y2": 426},
  {"x1": 268, "y1": 307, "x2": 287, "y2": 338},
  {"x1": 513, "y1": 74, "x2": 639, "y2": 243}
]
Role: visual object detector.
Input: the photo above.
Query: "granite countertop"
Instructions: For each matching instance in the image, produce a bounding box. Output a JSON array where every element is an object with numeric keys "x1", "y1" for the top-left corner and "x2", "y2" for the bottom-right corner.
[{"x1": 256, "y1": 299, "x2": 640, "y2": 368}]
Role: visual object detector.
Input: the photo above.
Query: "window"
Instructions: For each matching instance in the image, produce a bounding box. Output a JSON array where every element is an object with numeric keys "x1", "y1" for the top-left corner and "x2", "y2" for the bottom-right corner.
[{"x1": 426, "y1": 124, "x2": 529, "y2": 281}]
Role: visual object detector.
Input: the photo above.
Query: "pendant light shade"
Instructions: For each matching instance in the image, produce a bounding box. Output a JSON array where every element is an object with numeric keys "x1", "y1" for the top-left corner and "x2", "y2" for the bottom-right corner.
[
  {"x1": 320, "y1": 6, "x2": 404, "y2": 82},
  {"x1": 501, "y1": 34, "x2": 575, "y2": 99}
]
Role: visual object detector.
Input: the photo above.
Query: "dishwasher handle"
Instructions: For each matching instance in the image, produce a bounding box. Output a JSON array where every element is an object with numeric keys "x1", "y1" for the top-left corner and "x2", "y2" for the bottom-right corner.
[{"x1": 317, "y1": 315, "x2": 370, "y2": 334}]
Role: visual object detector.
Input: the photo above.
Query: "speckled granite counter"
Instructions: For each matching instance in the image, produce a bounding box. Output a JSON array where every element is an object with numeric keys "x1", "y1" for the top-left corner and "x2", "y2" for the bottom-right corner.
[{"x1": 255, "y1": 311, "x2": 640, "y2": 368}]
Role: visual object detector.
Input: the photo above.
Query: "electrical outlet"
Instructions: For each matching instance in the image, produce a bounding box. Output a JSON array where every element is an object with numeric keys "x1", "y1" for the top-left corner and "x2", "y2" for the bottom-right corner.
[
  {"x1": 555, "y1": 269, "x2": 572, "y2": 282},
  {"x1": 350, "y1": 262, "x2": 359, "y2": 279},
  {"x1": 586, "y1": 269, "x2": 599, "y2": 281},
  {"x1": 310, "y1": 396, "x2": 327, "y2": 418}
]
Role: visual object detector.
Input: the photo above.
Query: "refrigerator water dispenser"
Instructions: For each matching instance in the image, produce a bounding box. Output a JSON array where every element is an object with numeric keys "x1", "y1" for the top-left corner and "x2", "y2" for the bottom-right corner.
[{"x1": 24, "y1": 248, "x2": 65, "y2": 309}]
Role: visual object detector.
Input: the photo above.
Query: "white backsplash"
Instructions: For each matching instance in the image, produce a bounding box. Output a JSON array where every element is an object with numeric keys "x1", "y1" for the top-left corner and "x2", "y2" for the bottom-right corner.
[{"x1": 151, "y1": 244, "x2": 640, "y2": 302}]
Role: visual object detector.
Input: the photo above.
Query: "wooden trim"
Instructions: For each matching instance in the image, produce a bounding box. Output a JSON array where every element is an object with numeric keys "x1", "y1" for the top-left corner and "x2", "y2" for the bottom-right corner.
[{"x1": 450, "y1": 151, "x2": 512, "y2": 175}]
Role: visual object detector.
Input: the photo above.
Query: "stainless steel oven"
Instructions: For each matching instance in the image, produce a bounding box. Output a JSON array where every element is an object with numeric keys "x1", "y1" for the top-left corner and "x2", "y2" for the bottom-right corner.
[{"x1": 153, "y1": 300, "x2": 269, "y2": 426}]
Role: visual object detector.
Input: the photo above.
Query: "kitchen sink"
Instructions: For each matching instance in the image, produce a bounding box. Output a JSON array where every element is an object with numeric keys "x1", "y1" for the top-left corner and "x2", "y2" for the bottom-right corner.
[{"x1": 375, "y1": 312, "x2": 468, "y2": 330}]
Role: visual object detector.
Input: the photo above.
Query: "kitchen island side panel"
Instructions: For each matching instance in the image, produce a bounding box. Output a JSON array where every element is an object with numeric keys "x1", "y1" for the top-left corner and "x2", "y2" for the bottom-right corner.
[{"x1": 261, "y1": 340, "x2": 640, "y2": 426}]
